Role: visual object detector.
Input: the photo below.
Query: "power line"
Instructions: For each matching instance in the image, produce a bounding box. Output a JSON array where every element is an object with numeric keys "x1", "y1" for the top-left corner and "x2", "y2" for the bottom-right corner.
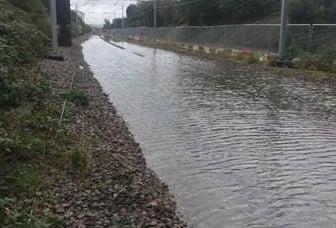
[{"x1": 156, "y1": 0, "x2": 203, "y2": 9}]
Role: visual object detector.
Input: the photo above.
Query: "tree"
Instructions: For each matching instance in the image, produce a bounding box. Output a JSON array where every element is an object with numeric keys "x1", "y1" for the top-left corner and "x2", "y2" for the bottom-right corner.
[
  {"x1": 289, "y1": 0, "x2": 324, "y2": 24},
  {"x1": 121, "y1": 0, "x2": 335, "y2": 27},
  {"x1": 323, "y1": 0, "x2": 336, "y2": 23},
  {"x1": 111, "y1": 18, "x2": 122, "y2": 29},
  {"x1": 103, "y1": 19, "x2": 112, "y2": 29}
]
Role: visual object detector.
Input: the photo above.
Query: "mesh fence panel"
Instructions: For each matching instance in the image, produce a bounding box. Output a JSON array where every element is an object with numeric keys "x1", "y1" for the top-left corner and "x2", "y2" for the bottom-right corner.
[
  {"x1": 115, "y1": 24, "x2": 335, "y2": 54},
  {"x1": 311, "y1": 25, "x2": 336, "y2": 53}
]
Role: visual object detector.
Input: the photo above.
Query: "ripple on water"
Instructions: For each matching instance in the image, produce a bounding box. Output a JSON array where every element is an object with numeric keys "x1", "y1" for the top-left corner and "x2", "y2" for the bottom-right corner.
[{"x1": 83, "y1": 36, "x2": 336, "y2": 228}]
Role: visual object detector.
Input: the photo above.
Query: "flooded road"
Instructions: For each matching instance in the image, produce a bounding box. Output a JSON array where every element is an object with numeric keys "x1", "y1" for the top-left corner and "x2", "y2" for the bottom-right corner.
[{"x1": 82, "y1": 36, "x2": 336, "y2": 228}]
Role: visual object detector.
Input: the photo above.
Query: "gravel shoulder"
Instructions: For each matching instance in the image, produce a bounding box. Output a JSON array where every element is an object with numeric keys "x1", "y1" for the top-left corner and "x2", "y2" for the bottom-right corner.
[{"x1": 37, "y1": 34, "x2": 186, "y2": 228}]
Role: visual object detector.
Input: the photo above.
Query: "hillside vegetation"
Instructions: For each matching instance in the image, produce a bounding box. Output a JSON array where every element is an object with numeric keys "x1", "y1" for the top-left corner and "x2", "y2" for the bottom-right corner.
[{"x1": 0, "y1": 0, "x2": 90, "y2": 226}]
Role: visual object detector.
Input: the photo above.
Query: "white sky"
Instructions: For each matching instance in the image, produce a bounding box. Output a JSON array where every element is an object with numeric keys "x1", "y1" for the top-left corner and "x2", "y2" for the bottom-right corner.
[{"x1": 70, "y1": 0, "x2": 138, "y2": 26}]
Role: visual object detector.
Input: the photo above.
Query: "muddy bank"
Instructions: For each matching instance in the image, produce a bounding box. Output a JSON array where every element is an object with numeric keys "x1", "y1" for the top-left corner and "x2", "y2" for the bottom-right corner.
[{"x1": 38, "y1": 34, "x2": 186, "y2": 227}]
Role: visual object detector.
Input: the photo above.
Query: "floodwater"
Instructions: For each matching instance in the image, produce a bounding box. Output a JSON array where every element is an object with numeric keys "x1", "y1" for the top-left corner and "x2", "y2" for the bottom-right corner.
[{"x1": 82, "y1": 36, "x2": 336, "y2": 228}]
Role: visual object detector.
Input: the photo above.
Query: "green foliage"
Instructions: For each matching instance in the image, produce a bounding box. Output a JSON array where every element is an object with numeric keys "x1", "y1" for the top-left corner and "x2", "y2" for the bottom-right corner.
[
  {"x1": 290, "y1": 50, "x2": 336, "y2": 73},
  {"x1": 0, "y1": 1, "x2": 49, "y2": 68},
  {"x1": 15, "y1": 165, "x2": 44, "y2": 194},
  {"x1": 247, "y1": 53, "x2": 259, "y2": 64},
  {"x1": 289, "y1": 0, "x2": 336, "y2": 24},
  {"x1": 71, "y1": 10, "x2": 92, "y2": 37},
  {"x1": 289, "y1": 0, "x2": 324, "y2": 24},
  {"x1": 63, "y1": 89, "x2": 90, "y2": 107},
  {"x1": 116, "y1": 0, "x2": 279, "y2": 28},
  {"x1": 0, "y1": 21, "x2": 49, "y2": 65},
  {"x1": 108, "y1": 0, "x2": 336, "y2": 28},
  {"x1": 0, "y1": 197, "x2": 66, "y2": 227},
  {"x1": 316, "y1": 50, "x2": 336, "y2": 72},
  {"x1": 0, "y1": 68, "x2": 22, "y2": 107},
  {"x1": 69, "y1": 140, "x2": 92, "y2": 176},
  {"x1": 7, "y1": 0, "x2": 50, "y2": 34}
]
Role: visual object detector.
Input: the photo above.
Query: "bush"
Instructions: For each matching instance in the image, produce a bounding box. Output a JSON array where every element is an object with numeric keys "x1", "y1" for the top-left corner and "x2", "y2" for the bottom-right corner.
[
  {"x1": 6, "y1": 0, "x2": 50, "y2": 34},
  {"x1": 0, "y1": 1, "x2": 49, "y2": 67}
]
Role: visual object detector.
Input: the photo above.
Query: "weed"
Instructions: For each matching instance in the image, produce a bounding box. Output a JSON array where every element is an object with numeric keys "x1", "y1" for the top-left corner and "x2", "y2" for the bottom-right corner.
[
  {"x1": 69, "y1": 139, "x2": 92, "y2": 176},
  {"x1": 247, "y1": 53, "x2": 259, "y2": 64},
  {"x1": 15, "y1": 164, "x2": 44, "y2": 194},
  {"x1": 63, "y1": 89, "x2": 90, "y2": 107}
]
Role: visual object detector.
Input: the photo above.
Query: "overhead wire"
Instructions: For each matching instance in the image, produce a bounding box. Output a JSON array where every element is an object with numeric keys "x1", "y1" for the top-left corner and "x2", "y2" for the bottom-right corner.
[{"x1": 156, "y1": 0, "x2": 203, "y2": 9}]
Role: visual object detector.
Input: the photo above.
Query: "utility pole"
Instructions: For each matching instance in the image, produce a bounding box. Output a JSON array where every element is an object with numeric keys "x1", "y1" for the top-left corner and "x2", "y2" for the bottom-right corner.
[
  {"x1": 278, "y1": 0, "x2": 289, "y2": 61},
  {"x1": 153, "y1": 0, "x2": 157, "y2": 28},
  {"x1": 48, "y1": 0, "x2": 63, "y2": 60}
]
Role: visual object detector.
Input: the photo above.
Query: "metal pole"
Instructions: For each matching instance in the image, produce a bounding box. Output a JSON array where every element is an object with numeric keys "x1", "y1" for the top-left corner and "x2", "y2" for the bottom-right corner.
[
  {"x1": 75, "y1": 2, "x2": 78, "y2": 22},
  {"x1": 121, "y1": 4, "x2": 124, "y2": 29},
  {"x1": 153, "y1": 0, "x2": 157, "y2": 28},
  {"x1": 50, "y1": 0, "x2": 58, "y2": 56},
  {"x1": 278, "y1": 0, "x2": 289, "y2": 60}
]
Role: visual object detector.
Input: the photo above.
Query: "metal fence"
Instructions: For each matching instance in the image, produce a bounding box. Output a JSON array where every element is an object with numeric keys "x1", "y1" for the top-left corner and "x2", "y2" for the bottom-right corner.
[{"x1": 115, "y1": 24, "x2": 336, "y2": 54}]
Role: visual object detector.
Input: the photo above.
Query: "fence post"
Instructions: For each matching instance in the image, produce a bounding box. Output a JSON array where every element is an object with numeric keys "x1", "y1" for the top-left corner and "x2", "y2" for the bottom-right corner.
[
  {"x1": 242, "y1": 25, "x2": 246, "y2": 49},
  {"x1": 307, "y1": 24, "x2": 314, "y2": 53},
  {"x1": 223, "y1": 26, "x2": 228, "y2": 49}
]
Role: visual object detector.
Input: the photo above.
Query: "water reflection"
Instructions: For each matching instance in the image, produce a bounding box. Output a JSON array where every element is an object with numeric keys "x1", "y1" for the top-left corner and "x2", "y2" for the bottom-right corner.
[{"x1": 83, "y1": 36, "x2": 336, "y2": 228}]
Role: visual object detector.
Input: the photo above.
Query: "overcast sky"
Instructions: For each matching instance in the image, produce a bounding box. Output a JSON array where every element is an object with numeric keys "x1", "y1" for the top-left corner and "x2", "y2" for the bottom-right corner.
[{"x1": 70, "y1": 0, "x2": 138, "y2": 26}]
